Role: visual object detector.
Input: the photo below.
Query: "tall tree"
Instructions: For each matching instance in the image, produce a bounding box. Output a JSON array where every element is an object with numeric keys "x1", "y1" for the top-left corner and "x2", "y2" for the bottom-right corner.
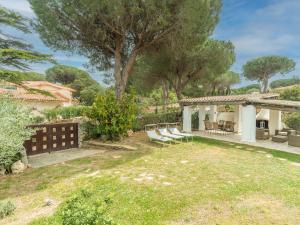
[
  {"x1": 137, "y1": 39, "x2": 235, "y2": 101},
  {"x1": 0, "y1": 6, "x2": 53, "y2": 70},
  {"x1": 46, "y1": 65, "x2": 104, "y2": 105},
  {"x1": 243, "y1": 56, "x2": 295, "y2": 93},
  {"x1": 30, "y1": 0, "x2": 221, "y2": 100}
]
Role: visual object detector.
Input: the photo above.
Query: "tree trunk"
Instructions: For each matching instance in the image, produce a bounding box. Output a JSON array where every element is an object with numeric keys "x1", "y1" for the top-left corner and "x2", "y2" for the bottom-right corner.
[
  {"x1": 114, "y1": 42, "x2": 139, "y2": 101},
  {"x1": 162, "y1": 80, "x2": 169, "y2": 111},
  {"x1": 261, "y1": 78, "x2": 269, "y2": 93}
]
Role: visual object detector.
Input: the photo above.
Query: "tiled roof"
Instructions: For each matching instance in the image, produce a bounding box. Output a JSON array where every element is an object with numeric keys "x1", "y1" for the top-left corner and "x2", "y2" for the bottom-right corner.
[
  {"x1": 180, "y1": 93, "x2": 279, "y2": 105},
  {"x1": 249, "y1": 99, "x2": 300, "y2": 111},
  {"x1": 22, "y1": 81, "x2": 76, "y2": 92}
]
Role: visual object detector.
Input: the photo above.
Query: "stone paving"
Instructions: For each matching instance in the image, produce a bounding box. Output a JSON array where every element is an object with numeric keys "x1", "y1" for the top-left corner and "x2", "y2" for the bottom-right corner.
[
  {"x1": 194, "y1": 131, "x2": 300, "y2": 155},
  {"x1": 28, "y1": 148, "x2": 105, "y2": 168}
]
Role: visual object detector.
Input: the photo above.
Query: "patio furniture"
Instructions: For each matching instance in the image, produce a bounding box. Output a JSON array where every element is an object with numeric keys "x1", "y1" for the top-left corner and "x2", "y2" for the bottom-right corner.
[
  {"x1": 146, "y1": 130, "x2": 173, "y2": 143},
  {"x1": 218, "y1": 120, "x2": 225, "y2": 130},
  {"x1": 256, "y1": 128, "x2": 270, "y2": 140},
  {"x1": 223, "y1": 121, "x2": 235, "y2": 132},
  {"x1": 204, "y1": 121, "x2": 213, "y2": 130},
  {"x1": 158, "y1": 128, "x2": 184, "y2": 141},
  {"x1": 272, "y1": 135, "x2": 288, "y2": 143},
  {"x1": 169, "y1": 127, "x2": 194, "y2": 141},
  {"x1": 288, "y1": 134, "x2": 300, "y2": 147},
  {"x1": 275, "y1": 128, "x2": 294, "y2": 136}
]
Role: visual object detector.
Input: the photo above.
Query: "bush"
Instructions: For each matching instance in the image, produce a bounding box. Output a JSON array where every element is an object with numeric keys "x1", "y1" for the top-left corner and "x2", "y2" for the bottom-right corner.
[
  {"x1": 134, "y1": 111, "x2": 182, "y2": 131},
  {"x1": 284, "y1": 113, "x2": 300, "y2": 131},
  {"x1": 59, "y1": 189, "x2": 115, "y2": 225},
  {"x1": 270, "y1": 77, "x2": 300, "y2": 89},
  {"x1": 85, "y1": 90, "x2": 137, "y2": 140},
  {"x1": 0, "y1": 97, "x2": 34, "y2": 170},
  {"x1": 0, "y1": 200, "x2": 16, "y2": 219},
  {"x1": 279, "y1": 86, "x2": 300, "y2": 101},
  {"x1": 44, "y1": 105, "x2": 88, "y2": 121}
]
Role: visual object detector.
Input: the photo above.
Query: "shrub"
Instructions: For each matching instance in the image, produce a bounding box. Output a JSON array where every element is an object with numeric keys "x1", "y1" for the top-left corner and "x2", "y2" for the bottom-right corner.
[
  {"x1": 134, "y1": 111, "x2": 182, "y2": 131},
  {"x1": 0, "y1": 97, "x2": 34, "y2": 170},
  {"x1": 44, "y1": 105, "x2": 88, "y2": 121},
  {"x1": 0, "y1": 200, "x2": 16, "y2": 219},
  {"x1": 85, "y1": 90, "x2": 137, "y2": 140},
  {"x1": 58, "y1": 189, "x2": 115, "y2": 225},
  {"x1": 279, "y1": 86, "x2": 300, "y2": 101},
  {"x1": 284, "y1": 113, "x2": 300, "y2": 131}
]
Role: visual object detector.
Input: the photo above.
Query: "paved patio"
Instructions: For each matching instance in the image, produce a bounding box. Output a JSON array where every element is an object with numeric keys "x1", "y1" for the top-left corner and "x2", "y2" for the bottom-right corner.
[
  {"x1": 194, "y1": 131, "x2": 300, "y2": 155},
  {"x1": 28, "y1": 148, "x2": 106, "y2": 168}
]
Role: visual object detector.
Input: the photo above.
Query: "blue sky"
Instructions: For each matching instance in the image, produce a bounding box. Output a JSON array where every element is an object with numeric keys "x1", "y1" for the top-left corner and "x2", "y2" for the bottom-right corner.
[{"x1": 1, "y1": 0, "x2": 300, "y2": 87}]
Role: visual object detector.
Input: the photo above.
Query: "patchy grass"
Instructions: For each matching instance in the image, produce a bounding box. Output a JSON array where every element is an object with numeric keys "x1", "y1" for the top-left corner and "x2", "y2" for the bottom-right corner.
[{"x1": 0, "y1": 133, "x2": 300, "y2": 225}]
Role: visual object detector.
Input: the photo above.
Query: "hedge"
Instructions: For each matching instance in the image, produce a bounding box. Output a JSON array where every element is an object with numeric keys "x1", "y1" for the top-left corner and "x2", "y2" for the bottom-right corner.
[
  {"x1": 133, "y1": 111, "x2": 182, "y2": 131},
  {"x1": 284, "y1": 113, "x2": 300, "y2": 131},
  {"x1": 43, "y1": 105, "x2": 89, "y2": 121}
]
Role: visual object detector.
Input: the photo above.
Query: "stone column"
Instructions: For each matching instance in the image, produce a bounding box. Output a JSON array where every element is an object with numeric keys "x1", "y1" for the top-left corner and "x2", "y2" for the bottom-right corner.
[
  {"x1": 269, "y1": 110, "x2": 282, "y2": 135},
  {"x1": 234, "y1": 105, "x2": 242, "y2": 134},
  {"x1": 198, "y1": 105, "x2": 206, "y2": 131},
  {"x1": 241, "y1": 104, "x2": 256, "y2": 142},
  {"x1": 209, "y1": 105, "x2": 218, "y2": 122},
  {"x1": 183, "y1": 106, "x2": 192, "y2": 133}
]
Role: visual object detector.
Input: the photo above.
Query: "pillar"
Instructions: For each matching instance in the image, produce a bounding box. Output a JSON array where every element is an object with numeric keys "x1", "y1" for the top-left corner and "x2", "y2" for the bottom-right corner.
[
  {"x1": 209, "y1": 105, "x2": 217, "y2": 122},
  {"x1": 183, "y1": 106, "x2": 192, "y2": 133},
  {"x1": 234, "y1": 105, "x2": 242, "y2": 134},
  {"x1": 269, "y1": 110, "x2": 282, "y2": 135},
  {"x1": 241, "y1": 104, "x2": 256, "y2": 142},
  {"x1": 198, "y1": 105, "x2": 206, "y2": 131}
]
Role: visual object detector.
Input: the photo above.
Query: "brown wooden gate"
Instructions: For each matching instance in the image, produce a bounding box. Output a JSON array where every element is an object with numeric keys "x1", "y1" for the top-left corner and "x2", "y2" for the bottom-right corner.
[{"x1": 24, "y1": 123, "x2": 79, "y2": 156}]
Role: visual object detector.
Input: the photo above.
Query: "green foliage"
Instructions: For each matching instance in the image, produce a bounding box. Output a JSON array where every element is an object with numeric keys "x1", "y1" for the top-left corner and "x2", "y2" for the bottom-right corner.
[
  {"x1": 0, "y1": 200, "x2": 16, "y2": 219},
  {"x1": 279, "y1": 86, "x2": 300, "y2": 101},
  {"x1": 0, "y1": 97, "x2": 34, "y2": 170},
  {"x1": 284, "y1": 113, "x2": 300, "y2": 131},
  {"x1": 270, "y1": 77, "x2": 300, "y2": 89},
  {"x1": 46, "y1": 65, "x2": 104, "y2": 105},
  {"x1": 58, "y1": 189, "x2": 116, "y2": 225},
  {"x1": 43, "y1": 105, "x2": 88, "y2": 121},
  {"x1": 85, "y1": 90, "x2": 137, "y2": 139},
  {"x1": 0, "y1": 6, "x2": 54, "y2": 70},
  {"x1": 30, "y1": 0, "x2": 222, "y2": 99},
  {"x1": 0, "y1": 69, "x2": 45, "y2": 84},
  {"x1": 30, "y1": 189, "x2": 116, "y2": 225},
  {"x1": 134, "y1": 111, "x2": 181, "y2": 131},
  {"x1": 232, "y1": 84, "x2": 261, "y2": 95},
  {"x1": 243, "y1": 56, "x2": 296, "y2": 93}
]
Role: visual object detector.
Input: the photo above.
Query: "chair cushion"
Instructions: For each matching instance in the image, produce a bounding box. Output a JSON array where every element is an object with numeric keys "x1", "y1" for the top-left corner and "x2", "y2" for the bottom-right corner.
[{"x1": 278, "y1": 132, "x2": 288, "y2": 136}]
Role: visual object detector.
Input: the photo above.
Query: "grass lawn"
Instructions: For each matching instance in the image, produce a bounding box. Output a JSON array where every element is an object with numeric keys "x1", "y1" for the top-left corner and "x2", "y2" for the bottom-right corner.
[{"x1": 1, "y1": 133, "x2": 300, "y2": 225}]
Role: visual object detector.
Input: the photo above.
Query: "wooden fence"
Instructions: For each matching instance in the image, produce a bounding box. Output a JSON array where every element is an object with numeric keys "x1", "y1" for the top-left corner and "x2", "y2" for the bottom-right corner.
[{"x1": 24, "y1": 123, "x2": 79, "y2": 156}]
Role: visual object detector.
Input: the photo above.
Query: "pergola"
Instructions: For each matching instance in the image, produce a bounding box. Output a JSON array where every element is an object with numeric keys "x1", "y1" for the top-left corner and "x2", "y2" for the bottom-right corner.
[{"x1": 180, "y1": 93, "x2": 300, "y2": 143}]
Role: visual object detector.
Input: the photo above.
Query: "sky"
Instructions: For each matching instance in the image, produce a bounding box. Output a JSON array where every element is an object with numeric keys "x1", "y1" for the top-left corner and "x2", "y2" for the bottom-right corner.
[{"x1": 1, "y1": 0, "x2": 300, "y2": 87}]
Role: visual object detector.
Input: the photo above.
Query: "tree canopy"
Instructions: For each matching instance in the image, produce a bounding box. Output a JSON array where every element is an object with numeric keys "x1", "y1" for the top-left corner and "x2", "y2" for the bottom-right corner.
[
  {"x1": 30, "y1": 0, "x2": 221, "y2": 100},
  {"x1": 270, "y1": 76, "x2": 300, "y2": 89},
  {"x1": 243, "y1": 56, "x2": 295, "y2": 93},
  {"x1": 0, "y1": 69, "x2": 45, "y2": 83},
  {"x1": 45, "y1": 65, "x2": 104, "y2": 105},
  {"x1": 0, "y1": 6, "x2": 54, "y2": 70}
]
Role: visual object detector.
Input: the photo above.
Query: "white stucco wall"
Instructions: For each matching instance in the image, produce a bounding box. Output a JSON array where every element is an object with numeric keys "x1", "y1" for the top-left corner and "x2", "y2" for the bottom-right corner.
[
  {"x1": 241, "y1": 105, "x2": 256, "y2": 142},
  {"x1": 183, "y1": 106, "x2": 192, "y2": 133}
]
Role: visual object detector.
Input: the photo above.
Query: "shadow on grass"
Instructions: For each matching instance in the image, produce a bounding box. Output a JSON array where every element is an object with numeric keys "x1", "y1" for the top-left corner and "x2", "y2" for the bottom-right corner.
[
  {"x1": 193, "y1": 136, "x2": 300, "y2": 163},
  {"x1": 0, "y1": 146, "x2": 154, "y2": 200}
]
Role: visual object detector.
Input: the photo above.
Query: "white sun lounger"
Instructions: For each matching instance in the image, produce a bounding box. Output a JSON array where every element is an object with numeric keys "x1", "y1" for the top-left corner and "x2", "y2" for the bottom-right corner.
[
  {"x1": 169, "y1": 127, "x2": 194, "y2": 140},
  {"x1": 158, "y1": 128, "x2": 183, "y2": 140},
  {"x1": 146, "y1": 130, "x2": 173, "y2": 143}
]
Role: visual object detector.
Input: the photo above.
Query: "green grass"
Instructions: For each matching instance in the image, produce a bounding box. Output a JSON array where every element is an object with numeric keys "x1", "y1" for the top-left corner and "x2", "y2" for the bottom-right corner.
[{"x1": 1, "y1": 136, "x2": 300, "y2": 225}]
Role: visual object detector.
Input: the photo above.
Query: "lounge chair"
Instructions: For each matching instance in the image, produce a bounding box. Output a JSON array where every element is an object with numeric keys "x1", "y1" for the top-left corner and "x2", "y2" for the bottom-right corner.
[
  {"x1": 288, "y1": 134, "x2": 300, "y2": 147},
  {"x1": 158, "y1": 128, "x2": 183, "y2": 141},
  {"x1": 146, "y1": 130, "x2": 173, "y2": 143},
  {"x1": 256, "y1": 128, "x2": 270, "y2": 140},
  {"x1": 169, "y1": 127, "x2": 194, "y2": 140}
]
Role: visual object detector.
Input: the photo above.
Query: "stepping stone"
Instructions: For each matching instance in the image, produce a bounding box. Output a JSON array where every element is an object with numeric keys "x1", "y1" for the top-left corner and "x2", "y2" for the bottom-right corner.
[
  {"x1": 87, "y1": 170, "x2": 100, "y2": 177},
  {"x1": 266, "y1": 154, "x2": 273, "y2": 158},
  {"x1": 257, "y1": 150, "x2": 267, "y2": 154},
  {"x1": 235, "y1": 146, "x2": 243, "y2": 149},
  {"x1": 159, "y1": 175, "x2": 166, "y2": 178},
  {"x1": 278, "y1": 158, "x2": 287, "y2": 161},
  {"x1": 180, "y1": 160, "x2": 189, "y2": 164},
  {"x1": 162, "y1": 182, "x2": 172, "y2": 186},
  {"x1": 291, "y1": 162, "x2": 300, "y2": 167},
  {"x1": 134, "y1": 178, "x2": 143, "y2": 182},
  {"x1": 244, "y1": 174, "x2": 250, "y2": 177},
  {"x1": 145, "y1": 176, "x2": 154, "y2": 181},
  {"x1": 113, "y1": 155, "x2": 122, "y2": 159},
  {"x1": 247, "y1": 148, "x2": 254, "y2": 151},
  {"x1": 114, "y1": 171, "x2": 121, "y2": 174}
]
